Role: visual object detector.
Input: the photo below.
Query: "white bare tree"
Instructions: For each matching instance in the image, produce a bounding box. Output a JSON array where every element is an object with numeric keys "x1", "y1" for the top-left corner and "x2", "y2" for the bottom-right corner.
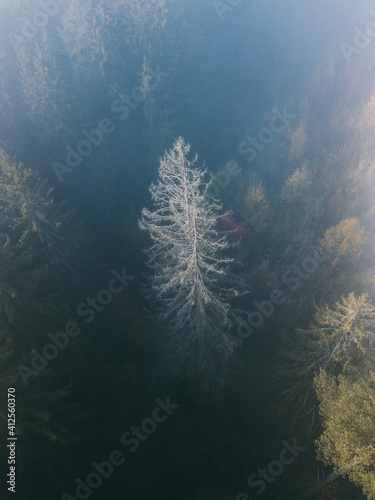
[{"x1": 139, "y1": 137, "x2": 245, "y2": 386}]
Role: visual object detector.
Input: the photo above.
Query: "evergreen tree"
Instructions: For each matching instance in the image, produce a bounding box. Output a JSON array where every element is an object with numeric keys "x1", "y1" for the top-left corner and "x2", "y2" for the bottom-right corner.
[
  {"x1": 275, "y1": 293, "x2": 375, "y2": 432},
  {"x1": 139, "y1": 137, "x2": 246, "y2": 388},
  {"x1": 0, "y1": 150, "x2": 94, "y2": 299}
]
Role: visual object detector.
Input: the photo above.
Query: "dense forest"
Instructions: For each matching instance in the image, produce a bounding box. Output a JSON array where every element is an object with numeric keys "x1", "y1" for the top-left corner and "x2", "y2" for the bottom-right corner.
[{"x1": 1, "y1": 1, "x2": 375, "y2": 499}]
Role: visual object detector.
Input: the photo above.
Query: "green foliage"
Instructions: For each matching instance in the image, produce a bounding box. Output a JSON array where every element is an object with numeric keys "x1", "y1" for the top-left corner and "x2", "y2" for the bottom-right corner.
[
  {"x1": 280, "y1": 162, "x2": 313, "y2": 204},
  {"x1": 1, "y1": 2, "x2": 375, "y2": 498},
  {"x1": 0, "y1": 150, "x2": 100, "y2": 488},
  {"x1": 315, "y1": 370, "x2": 375, "y2": 499},
  {"x1": 233, "y1": 171, "x2": 272, "y2": 233},
  {"x1": 14, "y1": 23, "x2": 74, "y2": 137},
  {"x1": 245, "y1": 257, "x2": 275, "y2": 297},
  {"x1": 60, "y1": 0, "x2": 109, "y2": 77},
  {"x1": 0, "y1": 333, "x2": 76, "y2": 474},
  {"x1": 305, "y1": 293, "x2": 375, "y2": 379},
  {"x1": 0, "y1": 150, "x2": 94, "y2": 296},
  {"x1": 243, "y1": 175, "x2": 272, "y2": 232},
  {"x1": 275, "y1": 293, "x2": 375, "y2": 432}
]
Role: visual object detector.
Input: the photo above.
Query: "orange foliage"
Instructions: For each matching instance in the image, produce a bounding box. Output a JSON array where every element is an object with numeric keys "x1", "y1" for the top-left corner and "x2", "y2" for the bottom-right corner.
[{"x1": 321, "y1": 217, "x2": 366, "y2": 264}]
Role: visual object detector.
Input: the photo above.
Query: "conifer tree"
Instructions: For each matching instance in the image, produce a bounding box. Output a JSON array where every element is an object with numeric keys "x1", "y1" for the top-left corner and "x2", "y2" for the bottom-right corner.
[
  {"x1": 275, "y1": 293, "x2": 375, "y2": 432},
  {"x1": 0, "y1": 150, "x2": 99, "y2": 488},
  {"x1": 0, "y1": 150, "x2": 93, "y2": 299},
  {"x1": 139, "y1": 137, "x2": 245, "y2": 387}
]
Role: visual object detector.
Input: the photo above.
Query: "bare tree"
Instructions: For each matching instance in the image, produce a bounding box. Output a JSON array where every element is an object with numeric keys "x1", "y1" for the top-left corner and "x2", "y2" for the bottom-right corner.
[{"x1": 139, "y1": 137, "x2": 245, "y2": 387}]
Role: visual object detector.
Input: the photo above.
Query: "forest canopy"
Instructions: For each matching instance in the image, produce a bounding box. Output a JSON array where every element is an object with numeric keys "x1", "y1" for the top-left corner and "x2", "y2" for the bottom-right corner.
[{"x1": 0, "y1": 1, "x2": 375, "y2": 499}]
